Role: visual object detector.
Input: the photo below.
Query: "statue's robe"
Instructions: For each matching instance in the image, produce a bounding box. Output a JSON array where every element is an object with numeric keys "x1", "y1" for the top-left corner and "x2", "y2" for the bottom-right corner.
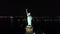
[{"x1": 27, "y1": 15, "x2": 32, "y2": 26}]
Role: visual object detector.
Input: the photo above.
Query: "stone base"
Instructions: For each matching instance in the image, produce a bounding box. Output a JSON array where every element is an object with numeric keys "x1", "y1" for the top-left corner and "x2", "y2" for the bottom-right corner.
[{"x1": 25, "y1": 25, "x2": 33, "y2": 34}]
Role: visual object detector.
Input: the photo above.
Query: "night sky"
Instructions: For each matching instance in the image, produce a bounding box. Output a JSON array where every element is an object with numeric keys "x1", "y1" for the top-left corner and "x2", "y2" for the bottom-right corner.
[{"x1": 0, "y1": 0, "x2": 60, "y2": 16}]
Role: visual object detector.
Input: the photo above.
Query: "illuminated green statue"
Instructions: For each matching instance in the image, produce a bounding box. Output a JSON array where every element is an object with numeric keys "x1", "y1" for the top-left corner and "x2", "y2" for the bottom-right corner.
[
  {"x1": 26, "y1": 9, "x2": 32, "y2": 26},
  {"x1": 25, "y1": 9, "x2": 33, "y2": 34}
]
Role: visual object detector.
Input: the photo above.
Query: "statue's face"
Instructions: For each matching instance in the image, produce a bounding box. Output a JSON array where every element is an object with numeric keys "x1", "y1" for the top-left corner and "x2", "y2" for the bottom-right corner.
[{"x1": 28, "y1": 13, "x2": 31, "y2": 16}]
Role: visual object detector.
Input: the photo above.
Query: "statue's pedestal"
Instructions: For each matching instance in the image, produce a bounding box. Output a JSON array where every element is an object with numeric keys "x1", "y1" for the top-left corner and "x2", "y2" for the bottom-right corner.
[{"x1": 25, "y1": 25, "x2": 33, "y2": 34}]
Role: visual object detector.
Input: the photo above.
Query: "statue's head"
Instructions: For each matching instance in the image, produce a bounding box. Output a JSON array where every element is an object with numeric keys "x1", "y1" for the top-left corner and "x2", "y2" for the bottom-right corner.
[
  {"x1": 27, "y1": 13, "x2": 31, "y2": 16},
  {"x1": 28, "y1": 13, "x2": 31, "y2": 15}
]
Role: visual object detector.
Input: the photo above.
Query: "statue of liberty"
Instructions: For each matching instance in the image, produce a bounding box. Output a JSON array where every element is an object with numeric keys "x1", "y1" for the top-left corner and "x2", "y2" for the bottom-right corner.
[
  {"x1": 25, "y1": 9, "x2": 34, "y2": 34},
  {"x1": 26, "y1": 9, "x2": 32, "y2": 27}
]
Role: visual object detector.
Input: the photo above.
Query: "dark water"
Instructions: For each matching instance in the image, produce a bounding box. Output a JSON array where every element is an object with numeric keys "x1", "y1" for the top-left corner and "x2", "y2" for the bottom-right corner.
[{"x1": 0, "y1": 18, "x2": 60, "y2": 34}]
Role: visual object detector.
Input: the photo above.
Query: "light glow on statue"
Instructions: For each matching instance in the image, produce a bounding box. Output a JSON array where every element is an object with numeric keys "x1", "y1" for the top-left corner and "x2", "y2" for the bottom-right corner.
[
  {"x1": 26, "y1": 9, "x2": 32, "y2": 26},
  {"x1": 25, "y1": 9, "x2": 35, "y2": 34}
]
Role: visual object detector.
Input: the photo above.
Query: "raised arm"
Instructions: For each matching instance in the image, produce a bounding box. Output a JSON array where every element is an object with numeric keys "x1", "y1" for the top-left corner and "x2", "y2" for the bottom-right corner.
[
  {"x1": 26, "y1": 9, "x2": 28, "y2": 13},
  {"x1": 26, "y1": 9, "x2": 31, "y2": 17}
]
